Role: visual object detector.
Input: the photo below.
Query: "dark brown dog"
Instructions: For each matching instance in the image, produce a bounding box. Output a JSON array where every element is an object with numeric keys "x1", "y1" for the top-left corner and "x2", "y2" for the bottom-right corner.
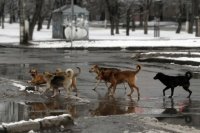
[
  {"x1": 99, "y1": 65, "x2": 141, "y2": 98},
  {"x1": 28, "y1": 68, "x2": 46, "y2": 85},
  {"x1": 89, "y1": 64, "x2": 126, "y2": 91},
  {"x1": 154, "y1": 71, "x2": 192, "y2": 98}
]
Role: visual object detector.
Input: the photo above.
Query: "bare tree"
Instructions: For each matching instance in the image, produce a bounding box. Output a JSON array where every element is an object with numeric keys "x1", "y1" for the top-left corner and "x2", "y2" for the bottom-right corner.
[
  {"x1": 105, "y1": 0, "x2": 116, "y2": 35},
  {"x1": 19, "y1": 0, "x2": 28, "y2": 44},
  {"x1": 0, "y1": 0, "x2": 5, "y2": 29},
  {"x1": 176, "y1": 0, "x2": 186, "y2": 33},
  {"x1": 140, "y1": 0, "x2": 152, "y2": 34},
  {"x1": 8, "y1": 0, "x2": 18, "y2": 23},
  {"x1": 188, "y1": 0, "x2": 199, "y2": 34},
  {"x1": 28, "y1": 0, "x2": 44, "y2": 40}
]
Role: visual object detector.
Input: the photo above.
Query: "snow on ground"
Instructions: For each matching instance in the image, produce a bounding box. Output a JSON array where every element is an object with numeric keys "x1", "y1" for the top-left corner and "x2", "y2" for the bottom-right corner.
[
  {"x1": 0, "y1": 22, "x2": 200, "y2": 45},
  {"x1": 1, "y1": 22, "x2": 200, "y2": 65}
]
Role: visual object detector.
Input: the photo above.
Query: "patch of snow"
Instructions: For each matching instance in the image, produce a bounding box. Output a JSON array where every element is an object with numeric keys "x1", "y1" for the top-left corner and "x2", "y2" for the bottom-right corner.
[
  {"x1": 67, "y1": 95, "x2": 90, "y2": 103},
  {"x1": 12, "y1": 82, "x2": 26, "y2": 91},
  {"x1": 28, "y1": 130, "x2": 37, "y2": 133},
  {"x1": 1, "y1": 23, "x2": 200, "y2": 65},
  {"x1": 32, "y1": 114, "x2": 71, "y2": 122},
  {"x1": 157, "y1": 56, "x2": 200, "y2": 63},
  {"x1": 141, "y1": 117, "x2": 200, "y2": 133}
]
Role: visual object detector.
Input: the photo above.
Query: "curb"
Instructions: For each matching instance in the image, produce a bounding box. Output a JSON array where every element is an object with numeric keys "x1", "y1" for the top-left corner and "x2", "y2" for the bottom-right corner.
[
  {"x1": 1, "y1": 43, "x2": 200, "y2": 51},
  {"x1": 0, "y1": 114, "x2": 73, "y2": 133}
]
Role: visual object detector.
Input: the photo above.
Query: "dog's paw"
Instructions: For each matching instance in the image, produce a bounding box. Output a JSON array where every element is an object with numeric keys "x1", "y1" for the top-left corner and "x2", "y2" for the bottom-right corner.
[
  {"x1": 109, "y1": 93, "x2": 113, "y2": 96},
  {"x1": 127, "y1": 94, "x2": 131, "y2": 97},
  {"x1": 51, "y1": 94, "x2": 57, "y2": 98}
]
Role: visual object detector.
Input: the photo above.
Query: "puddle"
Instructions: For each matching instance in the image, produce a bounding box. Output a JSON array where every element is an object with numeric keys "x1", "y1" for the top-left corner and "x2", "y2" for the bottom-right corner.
[
  {"x1": 0, "y1": 100, "x2": 88, "y2": 124},
  {"x1": 1, "y1": 96, "x2": 200, "y2": 130},
  {"x1": 155, "y1": 98, "x2": 200, "y2": 129}
]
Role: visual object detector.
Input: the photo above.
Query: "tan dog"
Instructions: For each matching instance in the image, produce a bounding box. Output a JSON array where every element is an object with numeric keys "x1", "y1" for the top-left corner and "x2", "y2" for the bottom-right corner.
[
  {"x1": 89, "y1": 65, "x2": 126, "y2": 91},
  {"x1": 55, "y1": 67, "x2": 81, "y2": 92},
  {"x1": 43, "y1": 68, "x2": 74, "y2": 98},
  {"x1": 28, "y1": 68, "x2": 46, "y2": 85},
  {"x1": 43, "y1": 67, "x2": 81, "y2": 98},
  {"x1": 99, "y1": 65, "x2": 141, "y2": 98}
]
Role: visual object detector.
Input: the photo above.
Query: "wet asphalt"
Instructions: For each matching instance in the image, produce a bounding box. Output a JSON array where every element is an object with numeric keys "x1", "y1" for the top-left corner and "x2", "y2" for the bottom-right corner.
[{"x1": 0, "y1": 47, "x2": 200, "y2": 132}]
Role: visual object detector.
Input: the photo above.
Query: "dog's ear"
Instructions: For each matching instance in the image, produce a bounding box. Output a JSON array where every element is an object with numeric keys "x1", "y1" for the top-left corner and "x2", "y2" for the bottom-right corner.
[
  {"x1": 56, "y1": 68, "x2": 62, "y2": 72},
  {"x1": 29, "y1": 68, "x2": 33, "y2": 73}
]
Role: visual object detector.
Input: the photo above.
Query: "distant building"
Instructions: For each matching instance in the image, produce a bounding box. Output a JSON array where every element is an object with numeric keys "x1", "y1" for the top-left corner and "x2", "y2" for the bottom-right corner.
[{"x1": 52, "y1": 5, "x2": 89, "y2": 40}]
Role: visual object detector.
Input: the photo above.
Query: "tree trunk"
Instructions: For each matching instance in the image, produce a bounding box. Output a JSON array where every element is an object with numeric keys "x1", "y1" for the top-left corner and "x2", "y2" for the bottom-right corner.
[
  {"x1": 176, "y1": 19, "x2": 182, "y2": 33},
  {"x1": 37, "y1": 15, "x2": 44, "y2": 31},
  {"x1": 47, "y1": 14, "x2": 52, "y2": 29},
  {"x1": 115, "y1": 1, "x2": 119, "y2": 34},
  {"x1": 105, "y1": 0, "x2": 115, "y2": 35},
  {"x1": 139, "y1": 7, "x2": 143, "y2": 27},
  {"x1": 29, "y1": 0, "x2": 44, "y2": 40},
  {"x1": 115, "y1": 15, "x2": 119, "y2": 34},
  {"x1": 188, "y1": 14, "x2": 194, "y2": 34},
  {"x1": 144, "y1": 11, "x2": 149, "y2": 34},
  {"x1": 1, "y1": 0, "x2": 5, "y2": 29},
  {"x1": 126, "y1": 8, "x2": 131, "y2": 36},
  {"x1": 19, "y1": 0, "x2": 29, "y2": 44},
  {"x1": 132, "y1": 16, "x2": 135, "y2": 31},
  {"x1": 110, "y1": 19, "x2": 115, "y2": 35},
  {"x1": 9, "y1": 1, "x2": 15, "y2": 24}
]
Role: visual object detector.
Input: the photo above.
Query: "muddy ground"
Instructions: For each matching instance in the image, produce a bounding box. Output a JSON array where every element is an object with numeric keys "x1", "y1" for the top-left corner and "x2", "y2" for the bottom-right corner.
[{"x1": 0, "y1": 47, "x2": 200, "y2": 132}]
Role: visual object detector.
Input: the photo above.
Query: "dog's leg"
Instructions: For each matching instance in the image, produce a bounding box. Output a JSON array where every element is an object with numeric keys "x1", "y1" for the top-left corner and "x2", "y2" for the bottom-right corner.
[
  {"x1": 111, "y1": 84, "x2": 117, "y2": 96},
  {"x1": 93, "y1": 79, "x2": 101, "y2": 90},
  {"x1": 169, "y1": 87, "x2": 175, "y2": 98},
  {"x1": 183, "y1": 86, "x2": 192, "y2": 98},
  {"x1": 105, "y1": 82, "x2": 109, "y2": 87},
  {"x1": 107, "y1": 84, "x2": 113, "y2": 96},
  {"x1": 71, "y1": 79, "x2": 79, "y2": 96},
  {"x1": 128, "y1": 84, "x2": 140, "y2": 98},
  {"x1": 163, "y1": 87, "x2": 170, "y2": 97},
  {"x1": 51, "y1": 88, "x2": 58, "y2": 98},
  {"x1": 64, "y1": 81, "x2": 72, "y2": 98}
]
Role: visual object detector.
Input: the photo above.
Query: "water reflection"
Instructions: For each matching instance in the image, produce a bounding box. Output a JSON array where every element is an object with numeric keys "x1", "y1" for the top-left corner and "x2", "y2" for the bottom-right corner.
[
  {"x1": 0, "y1": 100, "x2": 78, "y2": 124},
  {"x1": 157, "y1": 98, "x2": 200, "y2": 129},
  {"x1": 0, "y1": 102, "x2": 28, "y2": 123},
  {"x1": 89, "y1": 94, "x2": 142, "y2": 116}
]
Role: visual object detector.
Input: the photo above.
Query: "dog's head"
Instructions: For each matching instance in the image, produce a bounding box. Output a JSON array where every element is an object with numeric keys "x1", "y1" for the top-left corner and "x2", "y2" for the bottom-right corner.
[
  {"x1": 154, "y1": 72, "x2": 163, "y2": 80},
  {"x1": 56, "y1": 68, "x2": 62, "y2": 73},
  {"x1": 29, "y1": 68, "x2": 38, "y2": 77},
  {"x1": 89, "y1": 65, "x2": 99, "y2": 73},
  {"x1": 43, "y1": 72, "x2": 54, "y2": 81}
]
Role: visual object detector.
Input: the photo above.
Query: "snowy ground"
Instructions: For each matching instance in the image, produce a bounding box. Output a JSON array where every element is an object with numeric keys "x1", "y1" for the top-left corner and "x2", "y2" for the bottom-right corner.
[
  {"x1": 1, "y1": 22, "x2": 200, "y2": 65},
  {"x1": 1, "y1": 23, "x2": 200, "y2": 132},
  {"x1": 0, "y1": 22, "x2": 200, "y2": 46}
]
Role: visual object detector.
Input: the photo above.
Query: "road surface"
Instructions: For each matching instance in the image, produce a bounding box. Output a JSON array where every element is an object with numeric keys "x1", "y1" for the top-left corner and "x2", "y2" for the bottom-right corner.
[{"x1": 0, "y1": 47, "x2": 200, "y2": 132}]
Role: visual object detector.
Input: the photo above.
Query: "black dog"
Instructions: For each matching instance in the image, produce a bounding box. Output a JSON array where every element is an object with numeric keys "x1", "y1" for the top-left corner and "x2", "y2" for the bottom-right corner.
[{"x1": 154, "y1": 71, "x2": 192, "y2": 98}]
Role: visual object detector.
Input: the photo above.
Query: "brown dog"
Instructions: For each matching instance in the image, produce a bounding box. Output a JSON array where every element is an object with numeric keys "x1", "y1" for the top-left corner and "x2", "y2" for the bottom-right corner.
[
  {"x1": 99, "y1": 65, "x2": 141, "y2": 98},
  {"x1": 89, "y1": 65, "x2": 126, "y2": 91},
  {"x1": 28, "y1": 68, "x2": 46, "y2": 85}
]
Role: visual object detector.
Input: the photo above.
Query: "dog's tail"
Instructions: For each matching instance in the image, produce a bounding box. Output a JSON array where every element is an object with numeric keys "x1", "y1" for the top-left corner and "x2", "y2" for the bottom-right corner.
[
  {"x1": 135, "y1": 64, "x2": 141, "y2": 74},
  {"x1": 74, "y1": 67, "x2": 81, "y2": 77},
  {"x1": 185, "y1": 71, "x2": 192, "y2": 80}
]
